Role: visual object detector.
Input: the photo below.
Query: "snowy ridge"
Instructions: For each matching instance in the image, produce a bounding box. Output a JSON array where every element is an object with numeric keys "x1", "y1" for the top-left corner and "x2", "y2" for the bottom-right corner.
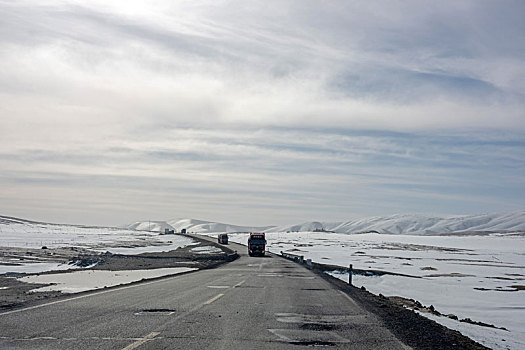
[
  {"x1": 266, "y1": 211, "x2": 525, "y2": 235},
  {"x1": 0, "y1": 215, "x2": 64, "y2": 226},
  {"x1": 126, "y1": 218, "x2": 274, "y2": 234},
  {"x1": 9, "y1": 211, "x2": 524, "y2": 235},
  {"x1": 125, "y1": 211, "x2": 525, "y2": 235},
  {"x1": 125, "y1": 221, "x2": 174, "y2": 233},
  {"x1": 167, "y1": 218, "x2": 273, "y2": 234}
]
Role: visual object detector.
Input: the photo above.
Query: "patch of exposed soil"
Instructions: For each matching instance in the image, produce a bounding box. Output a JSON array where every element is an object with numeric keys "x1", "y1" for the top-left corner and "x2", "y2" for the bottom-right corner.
[
  {"x1": 425, "y1": 272, "x2": 475, "y2": 278},
  {"x1": 474, "y1": 285, "x2": 525, "y2": 292},
  {"x1": 458, "y1": 263, "x2": 525, "y2": 269},
  {"x1": 0, "y1": 278, "x2": 63, "y2": 310},
  {"x1": 375, "y1": 242, "x2": 472, "y2": 253},
  {"x1": 487, "y1": 276, "x2": 515, "y2": 281},
  {"x1": 438, "y1": 231, "x2": 525, "y2": 237},
  {"x1": 0, "y1": 246, "x2": 92, "y2": 267},
  {"x1": 420, "y1": 266, "x2": 437, "y2": 271}
]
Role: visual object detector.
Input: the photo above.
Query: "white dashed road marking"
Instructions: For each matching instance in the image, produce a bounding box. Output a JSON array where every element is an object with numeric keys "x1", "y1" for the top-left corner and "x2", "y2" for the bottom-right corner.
[
  {"x1": 233, "y1": 280, "x2": 246, "y2": 288},
  {"x1": 203, "y1": 293, "x2": 224, "y2": 305},
  {"x1": 121, "y1": 332, "x2": 160, "y2": 350}
]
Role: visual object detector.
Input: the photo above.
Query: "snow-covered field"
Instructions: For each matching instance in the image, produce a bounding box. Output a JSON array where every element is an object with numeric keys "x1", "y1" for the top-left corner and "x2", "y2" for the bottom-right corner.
[
  {"x1": 0, "y1": 217, "x2": 196, "y2": 274},
  {"x1": 0, "y1": 219, "x2": 195, "y2": 253},
  {"x1": 221, "y1": 231, "x2": 525, "y2": 350}
]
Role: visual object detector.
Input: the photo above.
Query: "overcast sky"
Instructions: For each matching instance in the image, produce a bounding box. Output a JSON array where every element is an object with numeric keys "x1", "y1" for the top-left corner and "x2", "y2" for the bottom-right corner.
[{"x1": 1, "y1": 0, "x2": 524, "y2": 226}]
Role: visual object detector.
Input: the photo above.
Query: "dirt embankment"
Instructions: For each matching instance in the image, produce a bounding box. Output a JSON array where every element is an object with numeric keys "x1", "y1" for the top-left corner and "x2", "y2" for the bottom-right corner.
[{"x1": 0, "y1": 234, "x2": 238, "y2": 311}]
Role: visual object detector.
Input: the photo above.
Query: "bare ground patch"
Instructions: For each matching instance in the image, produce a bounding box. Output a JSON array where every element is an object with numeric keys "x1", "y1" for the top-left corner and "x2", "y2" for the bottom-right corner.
[{"x1": 425, "y1": 272, "x2": 475, "y2": 278}]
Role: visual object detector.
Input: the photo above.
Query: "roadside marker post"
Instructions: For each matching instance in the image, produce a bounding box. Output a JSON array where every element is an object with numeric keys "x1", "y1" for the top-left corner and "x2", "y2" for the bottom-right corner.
[{"x1": 348, "y1": 264, "x2": 353, "y2": 285}]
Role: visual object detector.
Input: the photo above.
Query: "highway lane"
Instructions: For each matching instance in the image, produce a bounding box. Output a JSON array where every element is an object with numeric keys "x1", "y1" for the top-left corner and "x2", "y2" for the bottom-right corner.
[{"x1": 0, "y1": 240, "x2": 411, "y2": 349}]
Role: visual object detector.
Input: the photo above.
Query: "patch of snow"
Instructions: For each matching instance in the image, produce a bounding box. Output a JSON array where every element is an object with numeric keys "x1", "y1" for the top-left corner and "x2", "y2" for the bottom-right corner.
[
  {"x1": 20, "y1": 267, "x2": 197, "y2": 293},
  {"x1": 0, "y1": 262, "x2": 82, "y2": 275},
  {"x1": 420, "y1": 311, "x2": 522, "y2": 350},
  {"x1": 190, "y1": 246, "x2": 222, "y2": 254}
]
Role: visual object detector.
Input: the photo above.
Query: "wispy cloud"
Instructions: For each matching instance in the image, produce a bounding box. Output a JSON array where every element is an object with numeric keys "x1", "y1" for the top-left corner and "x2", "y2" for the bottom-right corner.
[{"x1": 0, "y1": 1, "x2": 524, "y2": 225}]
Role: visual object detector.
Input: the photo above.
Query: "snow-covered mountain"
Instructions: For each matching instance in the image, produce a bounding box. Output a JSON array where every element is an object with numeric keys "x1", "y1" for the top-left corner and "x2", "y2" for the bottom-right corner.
[
  {"x1": 266, "y1": 211, "x2": 525, "y2": 235},
  {"x1": 126, "y1": 211, "x2": 525, "y2": 235},
  {"x1": 125, "y1": 220, "x2": 174, "y2": 233},
  {"x1": 125, "y1": 218, "x2": 274, "y2": 234},
  {"x1": 167, "y1": 219, "x2": 274, "y2": 234}
]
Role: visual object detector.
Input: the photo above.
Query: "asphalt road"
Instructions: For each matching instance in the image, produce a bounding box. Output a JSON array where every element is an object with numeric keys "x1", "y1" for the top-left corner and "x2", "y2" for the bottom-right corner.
[{"x1": 0, "y1": 239, "x2": 411, "y2": 349}]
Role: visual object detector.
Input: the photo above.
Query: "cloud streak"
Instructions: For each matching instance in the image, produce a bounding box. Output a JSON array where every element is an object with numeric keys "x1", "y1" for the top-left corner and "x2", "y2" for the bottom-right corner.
[{"x1": 0, "y1": 0, "x2": 524, "y2": 225}]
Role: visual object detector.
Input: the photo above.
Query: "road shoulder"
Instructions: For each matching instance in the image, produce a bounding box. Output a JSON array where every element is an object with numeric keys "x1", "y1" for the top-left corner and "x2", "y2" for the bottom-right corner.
[{"x1": 316, "y1": 268, "x2": 489, "y2": 350}]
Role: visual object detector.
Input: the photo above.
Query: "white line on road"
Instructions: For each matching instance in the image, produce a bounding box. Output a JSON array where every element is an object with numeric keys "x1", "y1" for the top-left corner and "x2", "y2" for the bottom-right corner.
[
  {"x1": 121, "y1": 332, "x2": 160, "y2": 350},
  {"x1": 203, "y1": 293, "x2": 224, "y2": 305},
  {"x1": 233, "y1": 279, "x2": 246, "y2": 288}
]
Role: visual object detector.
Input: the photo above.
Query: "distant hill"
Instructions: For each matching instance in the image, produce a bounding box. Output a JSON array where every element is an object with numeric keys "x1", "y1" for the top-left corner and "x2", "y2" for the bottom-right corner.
[
  {"x1": 124, "y1": 211, "x2": 525, "y2": 235},
  {"x1": 124, "y1": 220, "x2": 174, "y2": 233},
  {"x1": 7, "y1": 211, "x2": 522, "y2": 236},
  {"x1": 266, "y1": 211, "x2": 525, "y2": 235},
  {"x1": 125, "y1": 218, "x2": 274, "y2": 234}
]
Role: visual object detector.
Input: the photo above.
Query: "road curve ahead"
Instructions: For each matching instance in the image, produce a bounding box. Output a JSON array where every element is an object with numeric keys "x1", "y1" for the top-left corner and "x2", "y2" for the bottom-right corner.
[{"x1": 0, "y1": 240, "x2": 411, "y2": 349}]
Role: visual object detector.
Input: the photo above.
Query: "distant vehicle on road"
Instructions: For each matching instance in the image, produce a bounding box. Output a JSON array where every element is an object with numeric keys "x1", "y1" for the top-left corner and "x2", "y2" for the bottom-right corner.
[
  {"x1": 217, "y1": 233, "x2": 229, "y2": 244},
  {"x1": 248, "y1": 232, "x2": 266, "y2": 256}
]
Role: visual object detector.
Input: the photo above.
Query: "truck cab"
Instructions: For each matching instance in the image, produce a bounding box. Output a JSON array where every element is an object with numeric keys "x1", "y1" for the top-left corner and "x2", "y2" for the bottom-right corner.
[
  {"x1": 248, "y1": 232, "x2": 266, "y2": 256},
  {"x1": 217, "y1": 233, "x2": 229, "y2": 244}
]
